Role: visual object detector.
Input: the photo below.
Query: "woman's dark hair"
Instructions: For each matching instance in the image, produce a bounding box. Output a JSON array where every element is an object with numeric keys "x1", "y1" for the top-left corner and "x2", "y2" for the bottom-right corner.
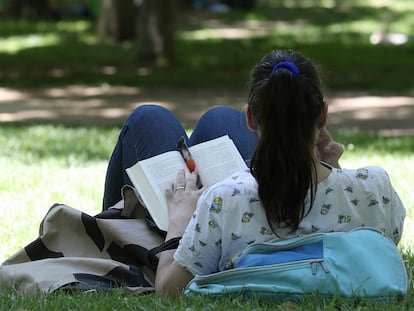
[{"x1": 248, "y1": 49, "x2": 324, "y2": 233}]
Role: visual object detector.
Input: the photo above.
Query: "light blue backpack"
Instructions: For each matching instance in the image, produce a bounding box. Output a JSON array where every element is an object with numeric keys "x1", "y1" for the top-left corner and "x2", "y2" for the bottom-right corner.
[{"x1": 185, "y1": 228, "x2": 408, "y2": 303}]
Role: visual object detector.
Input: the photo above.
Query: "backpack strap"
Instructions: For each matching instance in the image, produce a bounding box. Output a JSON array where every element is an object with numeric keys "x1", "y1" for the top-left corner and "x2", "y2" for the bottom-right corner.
[{"x1": 147, "y1": 237, "x2": 181, "y2": 270}]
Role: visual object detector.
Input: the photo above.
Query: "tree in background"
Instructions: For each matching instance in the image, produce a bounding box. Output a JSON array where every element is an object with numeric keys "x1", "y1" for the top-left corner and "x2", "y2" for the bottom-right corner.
[
  {"x1": 3, "y1": 0, "x2": 180, "y2": 66},
  {"x1": 97, "y1": 0, "x2": 177, "y2": 66},
  {"x1": 5, "y1": 0, "x2": 50, "y2": 18},
  {"x1": 136, "y1": 0, "x2": 178, "y2": 65},
  {"x1": 97, "y1": 0, "x2": 136, "y2": 42}
]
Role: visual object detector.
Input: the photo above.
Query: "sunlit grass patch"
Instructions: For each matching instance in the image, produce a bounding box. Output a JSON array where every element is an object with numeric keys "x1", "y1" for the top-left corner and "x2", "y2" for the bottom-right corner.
[
  {"x1": 0, "y1": 33, "x2": 61, "y2": 54},
  {"x1": 0, "y1": 125, "x2": 413, "y2": 309},
  {"x1": 0, "y1": 126, "x2": 413, "y2": 260},
  {"x1": 1, "y1": 2, "x2": 414, "y2": 92}
]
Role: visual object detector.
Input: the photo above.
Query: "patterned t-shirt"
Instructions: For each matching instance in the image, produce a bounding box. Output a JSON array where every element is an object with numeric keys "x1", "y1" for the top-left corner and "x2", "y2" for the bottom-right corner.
[{"x1": 174, "y1": 166, "x2": 406, "y2": 276}]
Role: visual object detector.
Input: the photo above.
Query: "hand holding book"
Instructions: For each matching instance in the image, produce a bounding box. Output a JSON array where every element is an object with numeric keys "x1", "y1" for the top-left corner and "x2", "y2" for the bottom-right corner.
[
  {"x1": 126, "y1": 135, "x2": 247, "y2": 231},
  {"x1": 164, "y1": 169, "x2": 205, "y2": 238}
]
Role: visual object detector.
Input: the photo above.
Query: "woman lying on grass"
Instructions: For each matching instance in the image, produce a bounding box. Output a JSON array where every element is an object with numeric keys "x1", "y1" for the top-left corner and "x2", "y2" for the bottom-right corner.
[{"x1": 103, "y1": 49, "x2": 406, "y2": 296}]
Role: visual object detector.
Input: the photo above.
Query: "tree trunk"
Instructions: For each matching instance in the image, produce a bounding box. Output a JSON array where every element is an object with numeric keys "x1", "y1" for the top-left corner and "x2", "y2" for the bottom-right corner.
[
  {"x1": 97, "y1": 0, "x2": 136, "y2": 42},
  {"x1": 6, "y1": 0, "x2": 23, "y2": 17},
  {"x1": 137, "y1": 0, "x2": 177, "y2": 65},
  {"x1": 6, "y1": 0, "x2": 50, "y2": 18}
]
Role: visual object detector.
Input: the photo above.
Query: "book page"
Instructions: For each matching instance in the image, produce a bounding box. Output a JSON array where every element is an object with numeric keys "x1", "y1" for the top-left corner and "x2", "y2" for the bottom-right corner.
[
  {"x1": 126, "y1": 135, "x2": 247, "y2": 232},
  {"x1": 126, "y1": 151, "x2": 188, "y2": 231},
  {"x1": 189, "y1": 135, "x2": 247, "y2": 186}
]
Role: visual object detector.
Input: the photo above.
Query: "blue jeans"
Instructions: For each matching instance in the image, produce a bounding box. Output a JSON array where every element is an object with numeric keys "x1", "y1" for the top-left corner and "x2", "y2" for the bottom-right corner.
[{"x1": 102, "y1": 104, "x2": 258, "y2": 210}]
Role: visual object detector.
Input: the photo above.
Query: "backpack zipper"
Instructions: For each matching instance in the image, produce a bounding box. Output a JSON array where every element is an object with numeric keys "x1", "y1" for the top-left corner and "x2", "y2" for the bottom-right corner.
[{"x1": 311, "y1": 260, "x2": 330, "y2": 275}]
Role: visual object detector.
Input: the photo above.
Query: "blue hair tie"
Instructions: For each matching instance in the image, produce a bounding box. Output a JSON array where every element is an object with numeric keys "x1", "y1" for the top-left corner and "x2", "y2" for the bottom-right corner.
[{"x1": 271, "y1": 61, "x2": 300, "y2": 78}]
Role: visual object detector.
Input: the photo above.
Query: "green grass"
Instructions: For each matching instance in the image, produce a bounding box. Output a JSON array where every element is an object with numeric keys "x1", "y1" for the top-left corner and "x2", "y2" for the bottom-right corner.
[
  {"x1": 0, "y1": 125, "x2": 118, "y2": 262},
  {"x1": 0, "y1": 125, "x2": 413, "y2": 309},
  {"x1": 0, "y1": 2, "x2": 414, "y2": 93},
  {"x1": 1, "y1": 287, "x2": 414, "y2": 310},
  {"x1": 1, "y1": 0, "x2": 414, "y2": 308},
  {"x1": 0, "y1": 292, "x2": 275, "y2": 311}
]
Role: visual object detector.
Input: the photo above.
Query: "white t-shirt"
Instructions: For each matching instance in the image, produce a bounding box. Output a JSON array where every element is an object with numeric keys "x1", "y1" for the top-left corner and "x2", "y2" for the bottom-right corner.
[{"x1": 174, "y1": 166, "x2": 406, "y2": 276}]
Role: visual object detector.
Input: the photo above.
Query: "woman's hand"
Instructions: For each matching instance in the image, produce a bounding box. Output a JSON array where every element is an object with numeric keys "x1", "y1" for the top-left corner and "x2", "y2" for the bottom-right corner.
[
  {"x1": 155, "y1": 169, "x2": 205, "y2": 296},
  {"x1": 165, "y1": 169, "x2": 205, "y2": 238},
  {"x1": 316, "y1": 127, "x2": 344, "y2": 169}
]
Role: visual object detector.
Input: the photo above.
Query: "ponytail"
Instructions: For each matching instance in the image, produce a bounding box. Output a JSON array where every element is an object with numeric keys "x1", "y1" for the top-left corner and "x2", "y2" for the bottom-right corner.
[{"x1": 248, "y1": 50, "x2": 324, "y2": 232}]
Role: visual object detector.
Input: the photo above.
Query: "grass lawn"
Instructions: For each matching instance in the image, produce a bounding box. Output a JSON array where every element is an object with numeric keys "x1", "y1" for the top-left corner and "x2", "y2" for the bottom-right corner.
[
  {"x1": 1, "y1": 0, "x2": 414, "y2": 309},
  {"x1": 0, "y1": 1, "x2": 413, "y2": 94},
  {"x1": 0, "y1": 126, "x2": 413, "y2": 310}
]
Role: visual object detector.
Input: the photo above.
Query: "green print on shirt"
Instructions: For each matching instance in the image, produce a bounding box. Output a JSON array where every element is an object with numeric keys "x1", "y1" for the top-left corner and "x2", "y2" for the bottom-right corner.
[
  {"x1": 320, "y1": 204, "x2": 332, "y2": 215},
  {"x1": 224, "y1": 258, "x2": 234, "y2": 270},
  {"x1": 241, "y1": 212, "x2": 254, "y2": 223},
  {"x1": 210, "y1": 197, "x2": 223, "y2": 214},
  {"x1": 208, "y1": 219, "x2": 218, "y2": 228},
  {"x1": 338, "y1": 215, "x2": 352, "y2": 223},
  {"x1": 356, "y1": 168, "x2": 369, "y2": 180},
  {"x1": 260, "y1": 227, "x2": 273, "y2": 235}
]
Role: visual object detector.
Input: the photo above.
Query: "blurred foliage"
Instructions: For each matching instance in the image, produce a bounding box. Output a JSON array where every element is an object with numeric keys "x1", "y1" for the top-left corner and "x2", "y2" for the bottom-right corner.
[
  {"x1": 333, "y1": 130, "x2": 414, "y2": 154},
  {"x1": 0, "y1": 1, "x2": 413, "y2": 93}
]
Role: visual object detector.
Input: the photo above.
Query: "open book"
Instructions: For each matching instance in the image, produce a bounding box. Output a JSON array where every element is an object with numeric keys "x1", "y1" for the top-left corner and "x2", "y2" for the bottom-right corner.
[{"x1": 126, "y1": 135, "x2": 248, "y2": 231}]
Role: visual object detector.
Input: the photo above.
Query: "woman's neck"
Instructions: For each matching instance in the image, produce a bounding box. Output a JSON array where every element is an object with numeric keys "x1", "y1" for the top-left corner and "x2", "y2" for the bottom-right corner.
[{"x1": 315, "y1": 160, "x2": 332, "y2": 184}]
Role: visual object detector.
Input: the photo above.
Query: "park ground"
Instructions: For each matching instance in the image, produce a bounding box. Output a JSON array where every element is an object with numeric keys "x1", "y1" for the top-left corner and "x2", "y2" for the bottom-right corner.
[{"x1": 1, "y1": 86, "x2": 414, "y2": 137}]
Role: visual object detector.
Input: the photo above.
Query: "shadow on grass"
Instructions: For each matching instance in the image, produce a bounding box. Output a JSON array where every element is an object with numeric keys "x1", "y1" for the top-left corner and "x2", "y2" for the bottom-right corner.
[{"x1": 0, "y1": 3, "x2": 413, "y2": 93}]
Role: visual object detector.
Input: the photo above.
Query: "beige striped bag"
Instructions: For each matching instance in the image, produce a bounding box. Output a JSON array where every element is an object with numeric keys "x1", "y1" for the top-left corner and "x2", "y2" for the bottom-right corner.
[{"x1": 0, "y1": 186, "x2": 177, "y2": 293}]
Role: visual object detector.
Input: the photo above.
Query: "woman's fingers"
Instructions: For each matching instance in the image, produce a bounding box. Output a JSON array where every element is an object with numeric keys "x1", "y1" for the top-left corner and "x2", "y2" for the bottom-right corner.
[
  {"x1": 186, "y1": 170, "x2": 200, "y2": 190},
  {"x1": 166, "y1": 169, "x2": 204, "y2": 202},
  {"x1": 165, "y1": 169, "x2": 205, "y2": 234},
  {"x1": 174, "y1": 169, "x2": 186, "y2": 192},
  {"x1": 317, "y1": 127, "x2": 344, "y2": 168}
]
